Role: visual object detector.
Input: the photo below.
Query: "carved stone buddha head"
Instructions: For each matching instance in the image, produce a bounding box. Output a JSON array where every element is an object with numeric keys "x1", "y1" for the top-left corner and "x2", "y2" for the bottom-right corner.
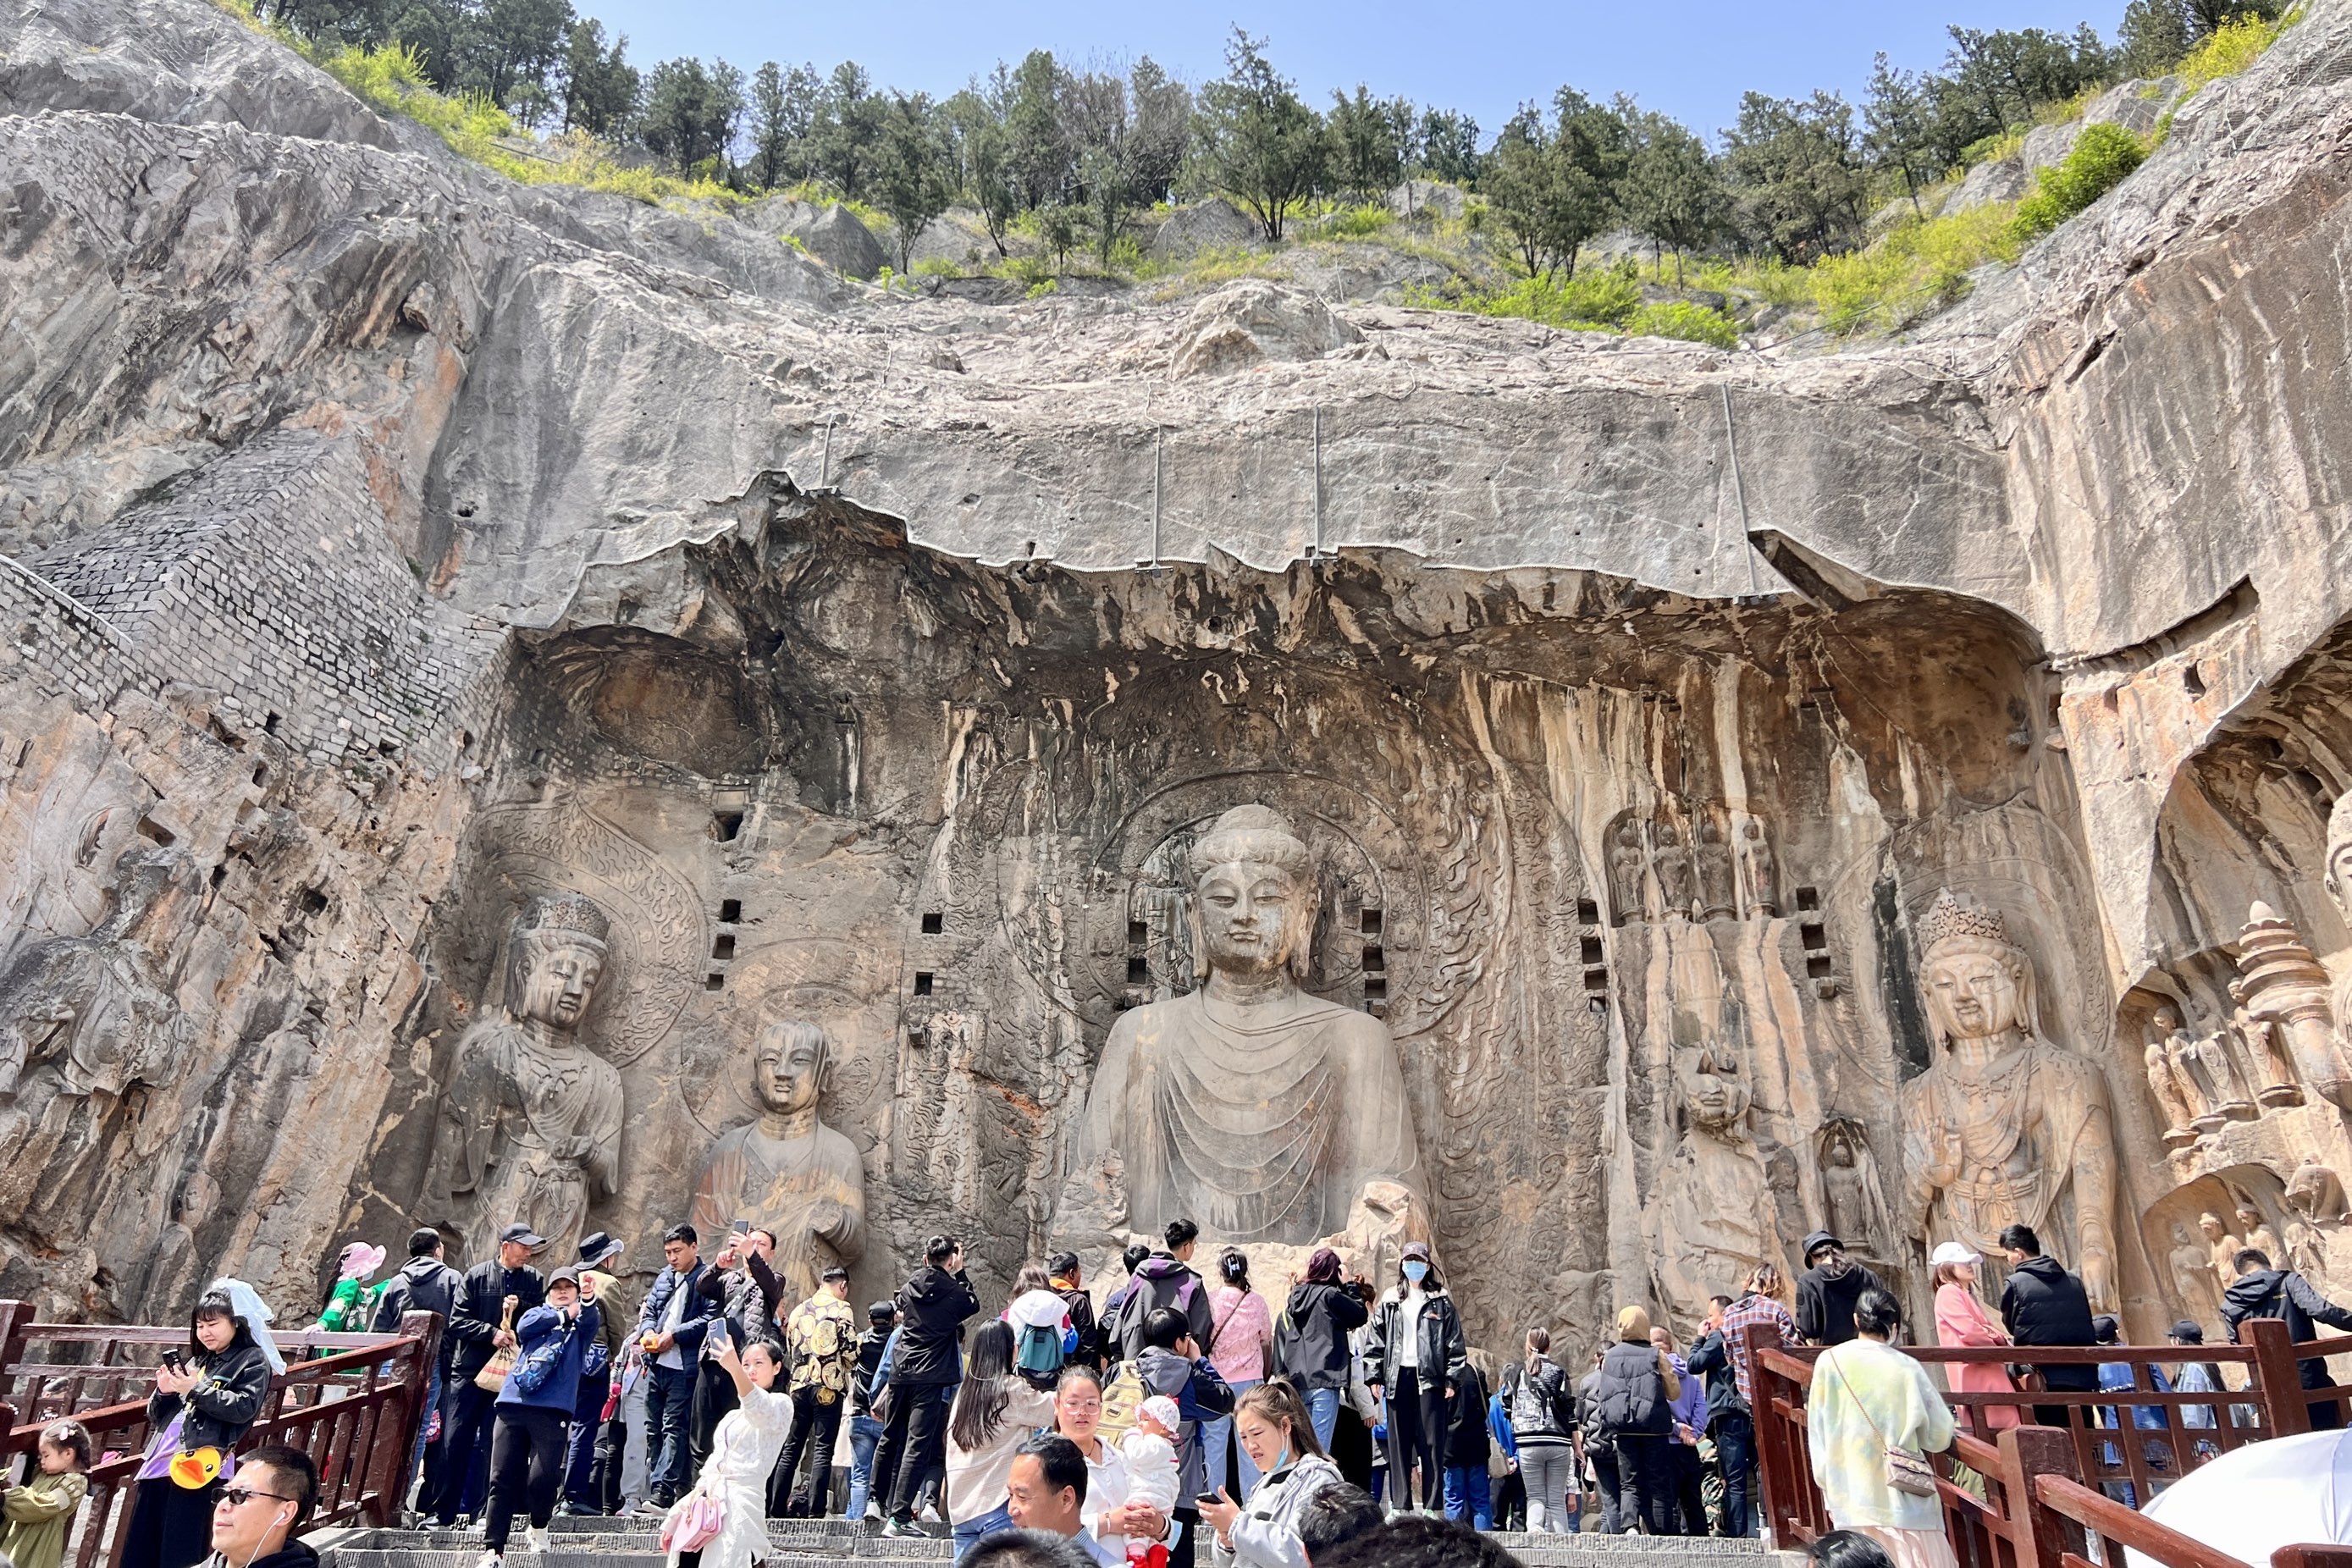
[
  {"x1": 1187, "y1": 805, "x2": 1319, "y2": 986},
  {"x1": 2325, "y1": 792, "x2": 2352, "y2": 922},
  {"x1": 1919, "y1": 891, "x2": 2038, "y2": 1051},
  {"x1": 754, "y1": 1019, "x2": 832, "y2": 1116},
  {"x1": 506, "y1": 892, "x2": 610, "y2": 1033}
]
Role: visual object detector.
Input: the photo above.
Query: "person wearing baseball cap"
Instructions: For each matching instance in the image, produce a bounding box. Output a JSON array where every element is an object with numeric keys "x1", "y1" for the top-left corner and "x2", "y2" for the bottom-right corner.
[
  {"x1": 562, "y1": 1235, "x2": 628, "y2": 1514},
  {"x1": 480, "y1": 1265, "x2": 601, "y2": 1567},
  {"x1": 1929, "y1": 1242, "x2": 2019, "y2": 1433},
  {"x1": 429, "y1": 1225, "x2": 547, "y2": 1526}
]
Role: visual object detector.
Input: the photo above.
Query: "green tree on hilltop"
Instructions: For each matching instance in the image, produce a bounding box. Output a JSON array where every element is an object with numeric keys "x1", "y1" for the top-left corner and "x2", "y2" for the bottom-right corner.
[
  {"x1": 1329, "y1": 86, "x2": 1408, "y2": 203},
  {"x1": 640, "y1": 56, "x2": 743, "y2": 177},
  {"x1": 872, "y1": 91, "x2": 957, "y2": 270},
  {"x1": 1615, "y1": 100, "x2": 1724, "y2": 284},
  {"x1": 1720, "y1": 89, "x2": 1867, "y2": 262},
  {"x1": 557, "y1": 17, "x2": 638, "y2": 136},
  {"x1": 1195, "y1": 30, "x2": 1328, "y2": 241},
  {"x1": 746, "y1": 61, "x2": 820, "y2": 189}
]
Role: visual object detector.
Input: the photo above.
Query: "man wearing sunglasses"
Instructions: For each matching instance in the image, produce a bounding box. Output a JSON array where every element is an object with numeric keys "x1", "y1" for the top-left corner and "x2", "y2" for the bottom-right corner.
[{"x1": 205, "y1": 1446, "x2": 318, "y2": 1568}]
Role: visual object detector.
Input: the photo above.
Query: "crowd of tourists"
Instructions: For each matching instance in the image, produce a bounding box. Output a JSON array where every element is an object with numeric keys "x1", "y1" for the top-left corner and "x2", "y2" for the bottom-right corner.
[{"x1": 32, "y1": 1205, "x2": 2345, "y2": 1568}]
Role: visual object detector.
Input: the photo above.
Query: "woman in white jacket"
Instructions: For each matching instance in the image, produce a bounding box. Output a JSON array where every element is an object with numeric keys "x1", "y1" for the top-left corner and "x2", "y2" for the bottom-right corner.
[{"x1": 1200, "y1": 1382, "x2": 1345, "y2": 1568}]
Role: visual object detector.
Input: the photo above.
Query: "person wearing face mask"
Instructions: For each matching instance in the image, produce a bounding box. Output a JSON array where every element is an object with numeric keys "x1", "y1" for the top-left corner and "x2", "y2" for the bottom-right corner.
[
  {"x1": 1200, "y1": 1382, "x2": 1344, "y2": 1568},
  {"x1": 1796, "y1": 1233, "x2": 1885, "y2": 1349},
  {"x1": 197, "y1": 1447, "x2": 318, "y2": 1568},
  {"x1": 1362, "y1": 1243, "x2": 1465, "y2": 1517}
]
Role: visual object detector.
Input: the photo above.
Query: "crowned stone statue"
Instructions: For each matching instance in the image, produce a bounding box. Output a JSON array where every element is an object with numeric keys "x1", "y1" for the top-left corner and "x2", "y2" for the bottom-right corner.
[
  {"x1": 1063, "y1": 804, "x2": 1423, "y2": 1244},
  {"x1": 691, "y1": 1019, "x2": 867, "y2": 1300},
  {"x1": 432, "y1": 892, "x2": 625, "y2": 1262},
  {"x1": 1898, "y1": 890, "x2": 2122, "y2": 1312}
]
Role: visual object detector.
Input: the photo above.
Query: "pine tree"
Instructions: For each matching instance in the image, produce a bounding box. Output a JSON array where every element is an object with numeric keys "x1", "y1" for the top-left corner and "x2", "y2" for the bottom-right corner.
[{"x1": 1195, "y1": 30, "x2": 1328, "y2": 241}]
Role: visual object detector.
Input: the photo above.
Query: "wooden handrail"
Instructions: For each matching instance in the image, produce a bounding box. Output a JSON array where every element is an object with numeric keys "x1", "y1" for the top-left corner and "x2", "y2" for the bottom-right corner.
[{"x1": 2035, "y1": 1474, "x2": 2243, "y2": 1568}]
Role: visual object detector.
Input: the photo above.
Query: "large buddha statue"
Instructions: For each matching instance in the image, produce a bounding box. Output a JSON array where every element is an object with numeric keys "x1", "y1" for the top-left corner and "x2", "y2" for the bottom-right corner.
[
  {"x1": 432, "y1": 892, "x2": 625, "y2": 1262},
  {"x1": 691, "y1": 1018, "x2": 867, "y2": 1299},
  {"x1": 1898, "y1": 890, "x2": 2122, "y2": 1312},
  {"x1": 1063, "y1": 805, "x2": 1422, "y2": 1245}
]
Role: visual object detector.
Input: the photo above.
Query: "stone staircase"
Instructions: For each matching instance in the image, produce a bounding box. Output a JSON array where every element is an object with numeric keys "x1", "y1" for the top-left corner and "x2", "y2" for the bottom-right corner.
[{"x1": 313, "y1": 1513, "x2": 1786, "y2": 1568}]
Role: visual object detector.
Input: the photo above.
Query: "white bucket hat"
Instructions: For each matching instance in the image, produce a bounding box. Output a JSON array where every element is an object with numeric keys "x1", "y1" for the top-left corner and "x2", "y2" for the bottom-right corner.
[{"x1": 1929, "y1": 1241, "x2": 1981, "y2": 1267}]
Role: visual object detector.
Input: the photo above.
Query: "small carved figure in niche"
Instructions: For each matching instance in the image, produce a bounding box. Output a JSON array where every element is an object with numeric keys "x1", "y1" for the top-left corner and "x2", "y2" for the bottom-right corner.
[
  {"x1": 2285, "y1": 1217, "x2": 2329, "y2": 1278},
  {"x1": 2233, "y1": 1202, "x2": 2283, "y2": 1266},
  {"x1": 2198, "y1": 1211, "x2": 2244, "y2": 1293},
  {"x1": 1899, "y1": 891, "x2": 2123, "y2": 1312},
  {"x1": 1646, "y1": 1044, "x2": 1780, "y2": 1320},
  {"x1": 1695, "y1": 814, "x2": 1737, "y2": 921},
  {"x1": 1062, "y1": 805, "x2": 1422, "y2": 1245},
  {"x1": 1652, "y1": 820, "x2": 1696, "y2": 923},
  {"x1": 691, "y1": 1019, "x2": 867, "y2": 1300},
  {"x1": 0, "y1": 844, "x2": 202, "y2": 1223},
  {"x1": 1607, "y1": 817, "x2": 1649, "y2": 926},
  {"x1": 2167, "y1": 1223, "x2": 2222, "y2": 1323},
  {"x1": 2228, "y1": 979, "x2": 2305, "y2": 1107},
  {"x1": 2183, "y1": 1025, "x2": 2259, "y2": 1130},
  {"x1": 2143, "y1": 1010, "x2": 2200, "y2": 1150},
  {"x1": 2156, "y1": 1011, "x2": 2213, "y2": 1125},
  {"x1": 430, "y1": 892, "x2": 625, "y2": 1264},
  {"x1": 2286, "y1": 1153, "x2": 2349, "y2": 1226},
  {"x1": 1736, "y1": 820, "x2": 1780, "y2": 918},
  {"x1": 1818, "y1": 1118, "x2": 1894, "y2": 1265}
]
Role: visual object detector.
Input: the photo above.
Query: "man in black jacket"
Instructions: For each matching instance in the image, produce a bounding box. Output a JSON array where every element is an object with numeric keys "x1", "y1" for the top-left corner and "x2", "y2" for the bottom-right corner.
[
  {"x1": 2222, "y1": 1246, "x2": 2352, "y2": 1429},
  {"x1": 428, "y1": 1223, "x2": 546, "y2": 1526},
  {"x1": 1046, "y1": 1252, "x2": 1101, "y2": 1370},
  {"x1": 1107, "y1": 1219, "x2": 1214, "y2": 1361},
  {"x1": 1687, "y1": 1296, "x2": 1754, "y2": 1538},
  {"x1": 1793, "y1": 1230, "x2": 1885, "y2": 1347},
  {"x1": 633, "y1": 1223, "x2": 718, "y2": 1507},
  {"x1": 373, "y1": 1227, "x2": 465, "y2": 1511},
  {"x1": 875, "y1": 1234, "x2": 979, "y2": 1537},
  {"x1": 846, "y1": 1300, "x2": 897, "y2": 1521},
  {"x1": 1996, "y1": 1223, "x2": 2098, "y2": 1428},
  {"x1": 689, "y1": 1227, "x2": 784, "y2": 1473}
]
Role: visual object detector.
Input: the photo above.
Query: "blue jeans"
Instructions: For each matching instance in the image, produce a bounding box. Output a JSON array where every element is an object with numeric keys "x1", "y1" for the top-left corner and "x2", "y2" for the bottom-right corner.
[
  {"x1": 1201, "y1": 1378, "x2": 1262, "y2": 1499},
  {"x1": 1712, "y1": 1411, "x2": 1756, "y2": 1537},
  {"x1": 952, "y1": 1502, "x2": 1013, "y2": 1560},
  {"x1": 564, "y1": 1369, "x2": 608, "y2": 1508},
  {"x1": 644, "y1": 1362, "x2": 697, "y2": 1499},
  {"x1": 846, "y1": 1414, "x2": 885, "y2": 1518},
  {"x1": 404, "y1": 1358, "x2": 443, "y2": 1510},
  {"x1": 1443, "y1": 1465, "x2": 1493, "y2": 1529},
  {"x1": 1305, "y1": 1388, "x2": 1341, "y2": 1454}
]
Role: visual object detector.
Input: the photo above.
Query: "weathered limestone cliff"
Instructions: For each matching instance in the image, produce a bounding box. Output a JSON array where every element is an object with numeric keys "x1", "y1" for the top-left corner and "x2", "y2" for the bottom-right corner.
[{"x1": 6, "y1": 0, "x2": 2352, "y2": 1353}]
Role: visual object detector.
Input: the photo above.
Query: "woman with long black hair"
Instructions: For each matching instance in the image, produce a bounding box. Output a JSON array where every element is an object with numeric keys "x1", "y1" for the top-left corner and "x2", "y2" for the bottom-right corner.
[
  {"x1": 122, "y1": 1290, "x2": 274, "y2": 1568},
  {"x1": 944, "y1": 1321, "x2": 1055, "y2": 1560},
  {"x1": 1361, "y1": 1242, "x2": 1465, "y2": 1516}
]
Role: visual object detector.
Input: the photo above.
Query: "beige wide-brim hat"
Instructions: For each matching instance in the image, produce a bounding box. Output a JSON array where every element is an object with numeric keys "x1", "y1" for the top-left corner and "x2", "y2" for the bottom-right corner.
[{"x1": 1929, "y1": 1241, "x2": 1981, "y2": 1267}]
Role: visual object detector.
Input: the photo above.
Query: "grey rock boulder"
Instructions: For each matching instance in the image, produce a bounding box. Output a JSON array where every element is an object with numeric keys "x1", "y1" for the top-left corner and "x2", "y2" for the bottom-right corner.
[
  {"x1": 1167, "y1": 280, "x2": 1367, "y2": 378},
  {"x1": 1942, "y1": 154, "x2": 2029, "y2": 214},
  {"x1": 1151, "y1": 198, "x2": 1262, "y2": 259},
  {"x1": 747, "y1": 198, "x2": 888, "y2": 279},
  {"x1": 0, "y1": 0, "x2": 400, "y2": 147}
]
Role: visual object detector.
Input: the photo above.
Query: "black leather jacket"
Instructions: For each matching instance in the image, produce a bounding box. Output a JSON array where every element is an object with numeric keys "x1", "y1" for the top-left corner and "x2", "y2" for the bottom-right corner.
[{"x1": 148, "y1": 1341, "x2": 273, "y2": 1452}]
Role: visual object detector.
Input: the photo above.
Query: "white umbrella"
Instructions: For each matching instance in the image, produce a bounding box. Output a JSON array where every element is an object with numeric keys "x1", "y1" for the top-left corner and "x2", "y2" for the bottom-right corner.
[{"x1": 2128, "y1": 1430, "x2": 2352, "y2": 1568}]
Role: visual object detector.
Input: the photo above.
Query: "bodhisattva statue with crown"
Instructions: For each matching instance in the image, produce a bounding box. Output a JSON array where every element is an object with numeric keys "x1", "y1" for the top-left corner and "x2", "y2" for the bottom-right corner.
[
  {"x1": 1899, "y1": 890, "x2": 2123, "y2": 1312},
  {"x1": 691, "y1": 1018, "x2": 867, "y2": 1300},
  {"x1": 432, "y1": 892, "x2": 626, "y2": 1262},
  {"x1": 1063, "y1": 805, "x2": 1424, "y2": 1245}
]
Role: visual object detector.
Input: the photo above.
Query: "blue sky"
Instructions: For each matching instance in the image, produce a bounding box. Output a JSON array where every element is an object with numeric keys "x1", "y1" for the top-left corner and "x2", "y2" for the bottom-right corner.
[{"x1": 579, "y1": 1, "x2": 2119, "y2": 144}]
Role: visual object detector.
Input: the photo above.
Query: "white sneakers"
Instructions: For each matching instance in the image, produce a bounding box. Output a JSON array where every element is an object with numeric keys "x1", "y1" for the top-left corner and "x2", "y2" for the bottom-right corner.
[
  {"x1": 475, "y1": 1551, "x2": 502, "y2": 1568},
  {"x1": 524, "y1": 1526, "x2": 552, "y2": 1554}
]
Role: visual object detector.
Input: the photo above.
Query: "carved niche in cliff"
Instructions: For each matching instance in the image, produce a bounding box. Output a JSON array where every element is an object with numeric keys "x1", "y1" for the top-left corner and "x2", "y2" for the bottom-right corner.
[{"x1": 0, "y1": 844, "x2": 204, "y2": 1233}]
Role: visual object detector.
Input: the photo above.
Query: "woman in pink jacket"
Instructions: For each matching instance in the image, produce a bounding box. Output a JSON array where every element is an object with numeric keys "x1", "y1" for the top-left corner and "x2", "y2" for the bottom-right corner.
[{"x1": 1930, "y1": 1242, "x2": 2019, "y2": 1433}]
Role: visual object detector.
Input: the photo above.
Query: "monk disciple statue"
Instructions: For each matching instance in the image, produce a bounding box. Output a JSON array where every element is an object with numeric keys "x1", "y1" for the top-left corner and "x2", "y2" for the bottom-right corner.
[
  {"x1": 1645, "y1": 1045, "x2": 1780, "y2": 1317},
  {"x1": 1063, "y1": 805, "x2": 1423, "y2": 1244},
  {"x1": 691, "y1": 1019, "x2": 867, "y2": 1300},
  {"x1": 432, "y1": 892, "x2": 625, "y2": 1262},
  {"x1": 1899, "y1": 890, "x2": 2123, "y2": 1312}
]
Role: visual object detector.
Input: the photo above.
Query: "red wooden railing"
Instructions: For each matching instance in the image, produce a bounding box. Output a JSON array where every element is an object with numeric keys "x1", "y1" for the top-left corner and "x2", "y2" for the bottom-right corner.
[
  {"x1": 0, "y1": 1300, "x2": 440, "y2": 1568},
  {"x1": 1747, "y1": 1317, "x2": 2351, "y2": 1568}
]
